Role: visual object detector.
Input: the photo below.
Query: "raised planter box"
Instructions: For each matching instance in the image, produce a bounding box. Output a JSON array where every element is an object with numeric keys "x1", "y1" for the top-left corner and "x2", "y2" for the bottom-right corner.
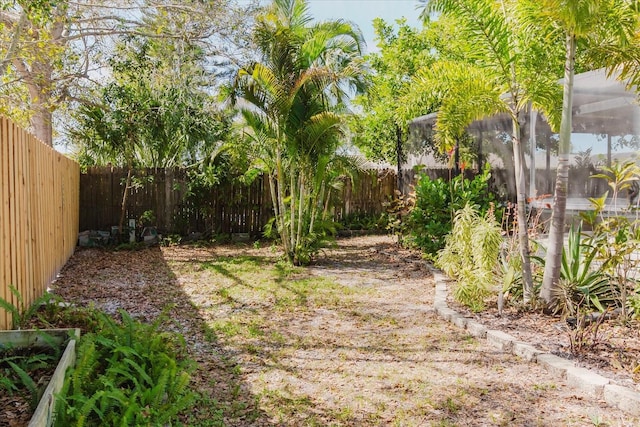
[{"x1": 0, "y1": 328, "x2": 80, "y2": 427}]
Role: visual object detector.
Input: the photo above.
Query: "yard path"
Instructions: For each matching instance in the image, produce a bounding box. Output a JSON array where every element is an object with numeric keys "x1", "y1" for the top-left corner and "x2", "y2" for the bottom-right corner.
[{"x1": 54, "y1": 235, "x2": 639, "y2": 426}]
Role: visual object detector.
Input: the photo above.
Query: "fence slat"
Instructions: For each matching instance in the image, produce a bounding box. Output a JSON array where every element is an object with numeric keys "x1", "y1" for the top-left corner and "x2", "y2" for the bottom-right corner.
[{"x1": 1, "y1": 118, "x2": 11, "y2": 328}]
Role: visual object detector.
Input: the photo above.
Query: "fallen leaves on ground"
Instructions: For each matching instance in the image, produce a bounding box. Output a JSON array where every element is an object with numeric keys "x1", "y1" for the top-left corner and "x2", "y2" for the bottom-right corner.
[{"x1": 43, "y1": 236, "x2": 640, "y2": 426}]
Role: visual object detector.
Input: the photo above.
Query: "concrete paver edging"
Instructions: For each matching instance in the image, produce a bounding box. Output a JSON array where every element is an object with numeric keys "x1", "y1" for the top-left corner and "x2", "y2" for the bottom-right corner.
[{"x1": 429, "y1": 265, "x2": 640, "y2": 417}]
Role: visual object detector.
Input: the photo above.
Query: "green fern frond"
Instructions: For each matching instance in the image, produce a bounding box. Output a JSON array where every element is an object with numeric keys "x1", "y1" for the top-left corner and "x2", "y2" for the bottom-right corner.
[
  {"x1": 7, "y1": 361, "x2": 38, "y2": 409},
  {"x1": 0, "y1": 285, "x2": 22, "y2": 328},
  {"x1": 76, "y1": 390, "x2": 107, "y2": 427}
]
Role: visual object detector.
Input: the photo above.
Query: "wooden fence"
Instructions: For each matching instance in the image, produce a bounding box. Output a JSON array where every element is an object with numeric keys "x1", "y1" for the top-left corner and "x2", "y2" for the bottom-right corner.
[
  {"x1": 79, "y1": 164, "x2": 609, "y2": 237},
  {"x1": 0, "y1": 117, "x2": 79, "y2": 330},
  {"x1": 79, "y1": 167, "x2": 398, "y2": 236}
]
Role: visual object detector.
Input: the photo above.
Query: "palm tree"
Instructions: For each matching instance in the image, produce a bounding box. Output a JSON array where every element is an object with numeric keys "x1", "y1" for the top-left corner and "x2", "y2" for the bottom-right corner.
[
  {"x1": 519, "y1": 0, "x2": 640, "y2": 306},
  {"x1": 416, "y1": 0, "x2": 562, "y2": 302},
  {"x1": 230, "y1": 0, "x2": 366, "y2": 264}
]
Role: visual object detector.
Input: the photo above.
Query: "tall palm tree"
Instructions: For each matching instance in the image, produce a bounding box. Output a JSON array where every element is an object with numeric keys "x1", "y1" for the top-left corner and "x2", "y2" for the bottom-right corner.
[
  {"x1": 416, "y1": 0, "x2": 562, "y2": 301},
  {"x1": 519, "y1": 0, "x2": 640, "y2": 306},
  {"x1": 231, "y1": 0, "x2": 366, "y2": 264}
]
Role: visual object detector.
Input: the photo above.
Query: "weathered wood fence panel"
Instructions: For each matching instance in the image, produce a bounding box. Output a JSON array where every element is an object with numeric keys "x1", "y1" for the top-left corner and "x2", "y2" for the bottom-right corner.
[
  {"x1": 80, "y1": 165, "x2": 610, "y2": 238},
  {"x1": 335, "y1": 170, "x2": 396, "y2": 219},
  {"x1": 79, "y1": 168, "x2": 399, "y2": 235},
  {"x1": 0, "y1": 117, "x2": 79, "y2": 330}
]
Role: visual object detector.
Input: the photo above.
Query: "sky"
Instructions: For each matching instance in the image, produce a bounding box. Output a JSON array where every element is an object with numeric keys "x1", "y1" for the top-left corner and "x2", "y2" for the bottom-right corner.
[{"x1": 307, "y1": 0, "x2": 423, "y2": 53}]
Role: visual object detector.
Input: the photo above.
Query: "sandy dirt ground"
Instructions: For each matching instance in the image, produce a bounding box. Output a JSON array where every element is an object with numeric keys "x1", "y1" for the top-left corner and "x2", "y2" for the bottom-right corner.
[{"x1": 50, "y1": 235, "x2": 640, "y2": 426}]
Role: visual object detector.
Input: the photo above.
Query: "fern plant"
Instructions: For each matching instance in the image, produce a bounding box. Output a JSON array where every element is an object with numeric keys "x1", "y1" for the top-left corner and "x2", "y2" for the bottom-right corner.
[
  {"x1": 54, "y1": 309, "x2": 195, "y2": 426},
  {"x1": 1, "y1": 332, "x2": 63, "y2": 410},
  {"x1": 436, "y1": 203, "x2": 503, "y2": 311},
  {"x1": 0, "y1": 285, "x2": 57, "y2": 329}
]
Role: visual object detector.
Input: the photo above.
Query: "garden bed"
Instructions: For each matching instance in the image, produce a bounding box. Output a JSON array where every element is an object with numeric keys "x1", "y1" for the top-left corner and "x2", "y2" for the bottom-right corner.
[{"x1": 0, "y1": 329, "x2": 79, "y2": 427}]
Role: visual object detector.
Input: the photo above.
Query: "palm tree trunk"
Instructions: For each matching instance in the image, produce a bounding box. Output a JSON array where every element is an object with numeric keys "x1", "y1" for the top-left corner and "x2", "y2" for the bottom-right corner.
[
  {"x1": 295, "y1": 173, "x2": 305, "y2": 253},
  {"x1": 322, "y1": 183, "x2": 332, "y2": 221},
  {"x1": 309, "y1": 180, "x2": 322, "y2": 234},
  {"x1": 275, "y1": 147, "x2": 291, "y2": 257},
  {"x1": 541, "y1": 33, "x2": 576, "y2": 305},
  {"x1": 119, "y1": 167, "x2": 132, "y2": 235},
  {"x1": 289, "y1": 166, "x2": 297, "y2": 257},
  {"x1": 268, "y1": 173, "x2": 282, "y2": 237},
  {"x1": 511, "y1": 116, "x2": 534, "y2": 302}
]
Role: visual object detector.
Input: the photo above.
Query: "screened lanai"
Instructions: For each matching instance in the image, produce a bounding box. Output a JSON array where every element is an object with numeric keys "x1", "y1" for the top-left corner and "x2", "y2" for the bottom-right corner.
[{"x1": 407, "y1": 68, "x2": 640, "y2": 206}]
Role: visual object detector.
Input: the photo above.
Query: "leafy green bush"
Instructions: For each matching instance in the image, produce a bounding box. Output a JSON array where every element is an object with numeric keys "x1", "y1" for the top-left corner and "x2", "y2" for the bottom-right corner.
[
  {"x1": 408, "y1": 164, "x2": 499, "y2": 256},
  {"x1": 54, "y1": 310, "x2": 194, "y2": 426},
  {"x1": 436, "y1": 203, "x2": 503, "y2": 312},
  {"x1": 339, "y1": 212, "x2": 388, "y2": 232}
]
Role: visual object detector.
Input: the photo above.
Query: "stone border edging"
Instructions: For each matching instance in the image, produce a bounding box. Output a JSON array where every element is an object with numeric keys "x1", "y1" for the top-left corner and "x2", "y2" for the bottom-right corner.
[{"x1": 429, "y1": 266, "x2": 640, "y2": 417}]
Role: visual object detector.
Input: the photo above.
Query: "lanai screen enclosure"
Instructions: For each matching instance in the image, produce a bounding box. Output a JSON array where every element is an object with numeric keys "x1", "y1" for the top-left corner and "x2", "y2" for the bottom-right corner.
[{"x1": 407, "y1": 68, "x2": 640, "y2": 208}]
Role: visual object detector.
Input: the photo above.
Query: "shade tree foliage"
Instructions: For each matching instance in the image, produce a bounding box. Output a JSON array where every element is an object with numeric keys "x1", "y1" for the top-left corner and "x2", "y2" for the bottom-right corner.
[
  {"x1": 0, "y1": 0, "x2": 256, "y2": 146},
  {"x1": 352, "y1": 18, "x2": 441, "y2": 193},
  {"x1": 71, "y1": 35, "x2": 233, "y2": 170}
]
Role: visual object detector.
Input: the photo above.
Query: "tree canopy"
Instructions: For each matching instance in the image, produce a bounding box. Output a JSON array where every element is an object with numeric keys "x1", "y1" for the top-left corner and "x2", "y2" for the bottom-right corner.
[
  {"x1": 0, "y1": 0, "x2": 256, "y2": 146},
  {"x1": 352, "y1": 18, "x2": 438, "y2": 167},
  {"x1": 71, "y1": 35, "x2": 232, "y2": 172}
]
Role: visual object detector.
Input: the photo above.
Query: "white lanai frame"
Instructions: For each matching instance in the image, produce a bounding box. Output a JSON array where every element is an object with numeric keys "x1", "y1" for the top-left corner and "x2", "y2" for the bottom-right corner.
[{"x1": 408, "y1": 68, "x2": 640, "y2": 203}]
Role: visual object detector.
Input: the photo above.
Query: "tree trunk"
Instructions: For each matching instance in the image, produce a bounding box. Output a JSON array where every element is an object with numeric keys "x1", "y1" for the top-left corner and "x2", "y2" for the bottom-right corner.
[
  {"x1": 31, "y1": 105, "x2": 54, "y2": 147},
  {"x1": 322, "y1": 184, "x2": 332, "y2": 221},
  {"x1": 119, "y1": 168, "x2": 132, "y2": 235},
  {"x1": 309, "y1": 180, "x2": 321, "y2": 234},
  {"x1": 268, "y1": 173, "x2": 282, "y2": 236},
  {"x1": 541, "y1": 33, "x2": 576, "y2": 305},
  {"x1": 11, "y1": 16, "x2": 63, "y2": 147},
  {"x1": 396, "y1": 124, "x2": 404, "y2": 195},
  {"x1": 289, "y1": 166, "x2": 296, "y2": 257},
  {"x1": 275, "y1": 147, "x2": 291, "y2": 258},
  {"x1": 295, "y1": 172, "x2": 305, "y2": 255},
  {"x1": 511, "y1": 115, "x2": 534, "y2": 302},
  {"x1": 16, "y1": 60, "x2": 54, "y2": 146}
]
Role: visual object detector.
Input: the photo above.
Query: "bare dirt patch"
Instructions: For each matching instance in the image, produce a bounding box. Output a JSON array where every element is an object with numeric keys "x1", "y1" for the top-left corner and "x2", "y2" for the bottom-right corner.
[{"x1": 51, "y1": 235, "x2": 640, "y2": 426}]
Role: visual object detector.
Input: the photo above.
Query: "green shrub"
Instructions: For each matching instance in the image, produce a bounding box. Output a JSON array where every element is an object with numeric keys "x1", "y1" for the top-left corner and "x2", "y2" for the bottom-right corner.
[
  {"x1": 408, "y1": 163, "x2": 499, "y2": 256},
  {"x1": 54, "y1": 310, "x2": 195, "y2": 427},
  {"x1": 339, "y1": 212, "x2": 388, "y2": 232},
  {"x1": 436, "y1": 203, "x2": 503, "y2": 312}
]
